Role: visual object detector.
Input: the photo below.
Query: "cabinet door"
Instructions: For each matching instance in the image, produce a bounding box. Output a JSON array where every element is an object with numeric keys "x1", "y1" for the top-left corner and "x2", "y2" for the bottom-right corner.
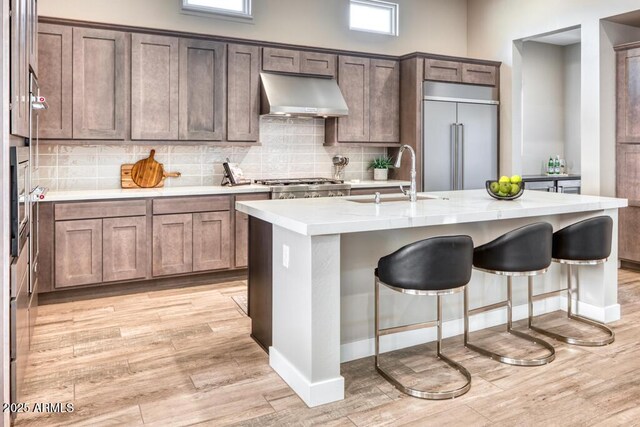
[
  {"x1": 28, "y1": 0, "x2": 37, "y2": 75},
  {"x1": 262, "y1": 47, "x2": 300, "y2": 73},
  {"x1": 55, "y1": 219, "x2": 103, "y2": 288},
  {"x1": 10, "y1": 0, "x2": 29, "y2": 138},
  {"x1": 619, "y1": 206, "x2": 640, "y2": 262},
  {"x1": 227, "y1": 44, "x2": 260, "y2": 142},
  {"x1": 193, "y1": 211, "x2": 231, "y2": 272},
  {"x1": 617, "y1": 143, "x2": 640, "y2": 204},
  {"x1": 424, "y1": 58, "x2": 462, "y2": 83},
  {"x1": 72, "y1": 28, "x2": 128, "y2": 139},
  {"x1": 179, "y1": 39, "x2": 226, "y2": 141},
  {"x1": 617, "y1": 48, "x2": 640, "y2": 143},
  {"x1": 131, "y1": 34, "x2": 179, "y2": 140},
  {"x1": 152, "y1": 213, "x2": 193, "y2": 276},
  {"x1": 461, "y1": 63, "x2": 497, "y2": 86},
  {"x1": 337, "y1": 56, "x2": 370, "y2": 142},
  {"x1": 300, "y1": 51, "x2": 336, "y2": 77},
  {"x1": 369, "y1": 59, "x2": 399, "y2": 143},
  {"x1": 103, "y1": 216, "x2": 148, "y2": 282},
  {"x1": 38, "y1": 24, "x2": 72, "y2": 139}
]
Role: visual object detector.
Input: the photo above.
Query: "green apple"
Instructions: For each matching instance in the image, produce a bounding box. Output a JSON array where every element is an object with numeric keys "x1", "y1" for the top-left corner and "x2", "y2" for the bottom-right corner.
[
  {"x1": 489, "y1": 182, "x2": 500, "y2": 194},
  {"x1": 499, "y1": 176, "x2": 510, "y2": 183},
  {"x1": 509, "y1": 183, "x2": 521, "y2": 195},
  {"x1": 510, "y1": 175, "x2": 522, "y2": 184},
  {"x1": 499, "y1": 182, "x2": 511, "y2": 194}
]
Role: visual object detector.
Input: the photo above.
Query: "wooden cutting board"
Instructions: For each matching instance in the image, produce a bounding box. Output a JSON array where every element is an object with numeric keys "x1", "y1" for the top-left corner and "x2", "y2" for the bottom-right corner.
[
  {"x1": 121, "y1": 150, "x2": 181, "y2": 188},
  {"x1": 121, "y1": 164, "x2": 181, "y2": 188}
]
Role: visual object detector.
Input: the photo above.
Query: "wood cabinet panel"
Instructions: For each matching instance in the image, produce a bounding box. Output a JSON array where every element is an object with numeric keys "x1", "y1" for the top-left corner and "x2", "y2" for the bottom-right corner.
[
  {"x1": 336, "y1": 56, "x2": 370, "y2": 142},
  {"x1": 619, "y1": 207, "x2": 640, "y2": 262},
  {"x1": 38, "y1": 24, "x2": 72, "y2": 139},
  {"x1": 234, "y1": 193, "x2": 269, "y2": 268},
  {"x1": 131, "y1": 34, "x2": 179, "y2": 140},
  {"x1": 55, "y1": 219, "x2": 103, "y2": 288},
  {"x1": 369, "y1": 59, "x2": 400, "y2": 143},
  {"x1": 103, "y1": 216, "x2": 148, "y2": 282},
  {"x1": 617, "y1": 48, "x2": 640, "y2": 143},
  {"x1": 179, "y1": 39, "x2": 226, "y2": 141},
  {"x1": 424, "y1": 58, "x2": 462, "y2": 83},
  {"x1": 72, "y1": 28, "x2": 128, "y2": 139},
  {"x1": 153, "y1": 195, "x2": 230, "y2": 215},
  {"x1": 10, "y1": 0, "x2": 29, "y2": 137},
  {"x1": 152, "y1": 213, "x2": 193, "y2": 277},
  {"x1": 461, "y1": 63, "x2": 496, "y2": 86},
  {"x1": 300, "y1": 51, "x2": 336, "y2": 77},
  {"x1": 262, "y1": 47, "x2": 300, "y2": 73},
  {"x1": 227, "y1": 44, "x2": 260, "y2": 142},
  {"x1": 193, "y1": 211, "x2": 231, "y2": 272},
  {"x1": 55, "y1": 200, "x2": 147, "y2": 221},
  {"x1": 616, "y1": 144, "x2": 640, "y2": 204}
]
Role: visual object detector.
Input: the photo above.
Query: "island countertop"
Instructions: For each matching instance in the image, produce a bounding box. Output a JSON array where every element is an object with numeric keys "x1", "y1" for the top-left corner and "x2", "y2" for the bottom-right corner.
[{"x1": 236, "y1": 189, "x2": 628, "y2": 236}]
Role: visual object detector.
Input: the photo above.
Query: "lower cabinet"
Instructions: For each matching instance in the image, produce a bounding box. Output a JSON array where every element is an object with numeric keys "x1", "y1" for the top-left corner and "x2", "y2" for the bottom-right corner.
[
  {"x1": 619, "y1": 206, "x2": 640, "y2": 263},
  {"x1": 55, "y1": 219, "x2": 103, "y2": 288},
  {"x1": 152, "y1": 213, "x2": 193, "y2": 277},
  {"x1": 193, "y1": 211, "x2": 231, "y2": 272},
  {"x1": 103, "y1": 216, "x2": 148, "y2": 282}
]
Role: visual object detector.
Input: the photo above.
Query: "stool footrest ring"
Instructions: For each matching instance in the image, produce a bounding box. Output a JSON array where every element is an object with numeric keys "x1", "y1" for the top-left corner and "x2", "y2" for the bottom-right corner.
[
  {"x1": 375, "y1": 352, "x2": 472, "y2": 400},
  {"x1": 465, "y1": 329, "x2": 556, "y2": 367}
]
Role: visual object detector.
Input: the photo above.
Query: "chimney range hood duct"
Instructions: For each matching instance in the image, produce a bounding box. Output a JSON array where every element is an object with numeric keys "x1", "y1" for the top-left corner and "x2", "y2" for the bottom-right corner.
[{"x1": 260, "y1": 72, "x2": 349, "y2": 118}]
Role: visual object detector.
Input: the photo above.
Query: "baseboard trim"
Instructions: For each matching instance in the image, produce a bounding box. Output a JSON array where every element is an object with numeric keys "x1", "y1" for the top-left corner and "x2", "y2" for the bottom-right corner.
[
  {"x1": 270, "y1": 347, "x2": 344, "y2": 407},
  {"x1": 340, "y1": 296, "x2": 620, "y2": 363}
]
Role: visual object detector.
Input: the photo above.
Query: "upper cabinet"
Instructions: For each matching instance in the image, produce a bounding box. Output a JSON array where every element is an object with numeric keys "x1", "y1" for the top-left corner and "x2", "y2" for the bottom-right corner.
[
  {"x1": 72, "y1": 28, "x2": 129, "y2": 139},
  {"x1": 131, "y1": 34, "x2": 179, "y2": 140},
  {"x1": 227, "y1": 44, "x2": 260, "y2": 142},
  {"x1": 325, "y1": 56, "x2": 399, "y2": 145},
  {"x1": 178, "y1": 39, "x2": 226, "y2": 141},
  {"x1": 10, "y1": 0, "x2": 29, "y2": 138},
  {"x1": 38, "y1": 24, "x2": 72, "y2": 139},
  {"x1": 617, "y1": 46, "x2": 640, "y2": 143},
  {"x1": 262, "y1": 47, "x2": 336, "y2": 77},
  {"x1": 424, "y1": 57, "x2": 498, "y2": 87}
]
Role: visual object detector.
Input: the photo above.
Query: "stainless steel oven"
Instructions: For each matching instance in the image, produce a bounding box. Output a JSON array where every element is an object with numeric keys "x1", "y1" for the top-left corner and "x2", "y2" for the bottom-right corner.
[{"x1": 10, "y1": 146, "x2": 29, "y2": 257}]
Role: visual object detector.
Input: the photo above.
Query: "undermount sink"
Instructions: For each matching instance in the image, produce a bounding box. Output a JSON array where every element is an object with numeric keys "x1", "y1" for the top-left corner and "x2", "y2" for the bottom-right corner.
[{"x1": 346, "y1": 194, "x2": 440, "y2": 203}]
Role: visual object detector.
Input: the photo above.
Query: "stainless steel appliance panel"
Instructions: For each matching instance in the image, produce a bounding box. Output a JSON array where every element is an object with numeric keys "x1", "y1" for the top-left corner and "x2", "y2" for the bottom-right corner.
[
  {"x1": 558, "y1": 180, "x2": 581, "y2": 194},
  {"x1": 458, "y1": 103, "x2": 498, "y2": 190},
  {"x1": 423, "y1": 100, "x2": 457, "y2": 191},
  {"x1": 526, "y1": 180, "x2": 556, "y2": 192},
  {"x1": 10, "y1": 146, "x2": 29, "y2": 257}
]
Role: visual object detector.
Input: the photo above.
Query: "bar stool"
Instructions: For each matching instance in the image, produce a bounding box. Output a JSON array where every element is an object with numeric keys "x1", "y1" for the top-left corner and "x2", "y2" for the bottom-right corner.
[
  {"x1": 375, "y1": 235, "x2": 474, "y2": 400},
  {"x1": 464, "y1": 223, "x2": 556, "y2": 366},
  {"x1": 528, "y1": 216, "x2": 615, "y2": 346}
]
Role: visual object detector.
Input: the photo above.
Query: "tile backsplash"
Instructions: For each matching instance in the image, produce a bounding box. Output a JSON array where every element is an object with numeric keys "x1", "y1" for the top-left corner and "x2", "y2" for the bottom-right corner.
[{"x1": 35, "y1": 117, "x2": 387, "y2": 191}]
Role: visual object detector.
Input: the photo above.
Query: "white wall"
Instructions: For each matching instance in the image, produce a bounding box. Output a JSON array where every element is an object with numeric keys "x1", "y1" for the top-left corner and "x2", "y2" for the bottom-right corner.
[
  {"x1": 564, "y1": 43, "x2": 581, "y2": 174},
  {"x1": 467, "y1": 0, "x2": 640, "y2": 196},
  {"x1": 521, "y1": 41, "x2": 565, "y2": 175},
  {"x1": 38, "y1": 0, "x2": 468, "y2": 57}
]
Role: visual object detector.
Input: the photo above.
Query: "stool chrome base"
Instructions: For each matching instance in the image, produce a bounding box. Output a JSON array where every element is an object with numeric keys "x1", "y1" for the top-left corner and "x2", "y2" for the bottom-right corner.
[
  {"x1": 375, "y1": 277, "x2": 472, "y2": 400},
  {"x1": 464, "y1": 270, "x2": 556, "y2": 367},
  {"x1": 528, "y1": 261, "x2": 615, "y2": 347}
]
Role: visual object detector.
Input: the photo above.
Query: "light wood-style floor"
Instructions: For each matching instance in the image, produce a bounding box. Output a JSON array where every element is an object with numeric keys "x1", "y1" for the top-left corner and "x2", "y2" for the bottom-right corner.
[{"x1": 15, "y1": 270, "x2": 640, "y2": 426}]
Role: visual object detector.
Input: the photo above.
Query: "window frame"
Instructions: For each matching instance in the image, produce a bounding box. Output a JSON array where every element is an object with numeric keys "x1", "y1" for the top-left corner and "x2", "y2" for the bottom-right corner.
[
  {"x1": 181, "y1": 0, "x2": 253, "y2": 19},
  {"x1": 349, "y1": 0, "x2": 399, "y2": 37}
]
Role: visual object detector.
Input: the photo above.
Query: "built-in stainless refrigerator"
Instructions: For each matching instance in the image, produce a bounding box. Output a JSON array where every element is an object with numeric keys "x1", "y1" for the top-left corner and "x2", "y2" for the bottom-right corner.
[{"x1": 422, "y1": 82, "x2": 499, "y2": 191}]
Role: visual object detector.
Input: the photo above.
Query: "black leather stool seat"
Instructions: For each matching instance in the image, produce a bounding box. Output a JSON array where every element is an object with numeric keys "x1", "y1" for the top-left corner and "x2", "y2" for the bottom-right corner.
[
  {"x1": 377, "y1": 236, "x2": 473, "y2": 291},
  {"x1": 473, "y1": 223, "x2": 553, "y2": 273},
  {"x1": 552, "y1": 216, "x2": 613, "y2": 261}
]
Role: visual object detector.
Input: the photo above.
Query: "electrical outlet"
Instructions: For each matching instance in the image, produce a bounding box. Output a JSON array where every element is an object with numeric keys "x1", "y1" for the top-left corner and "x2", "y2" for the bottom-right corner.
[{"x1": 282, "y1": 244, "x2": 290, "y2": 268}]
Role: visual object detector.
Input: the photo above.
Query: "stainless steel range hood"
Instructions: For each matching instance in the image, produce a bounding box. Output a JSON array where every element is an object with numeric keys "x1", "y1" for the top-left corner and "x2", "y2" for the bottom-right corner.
[{"x1": 260, "y1": 72, "x2": 349, "y2": 118}]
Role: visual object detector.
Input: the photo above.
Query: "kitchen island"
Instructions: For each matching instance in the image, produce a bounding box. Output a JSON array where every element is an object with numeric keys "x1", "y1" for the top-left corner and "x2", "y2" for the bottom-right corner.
[{"x1": 236, "y1": 190, "x2": 627, "y2": 407}]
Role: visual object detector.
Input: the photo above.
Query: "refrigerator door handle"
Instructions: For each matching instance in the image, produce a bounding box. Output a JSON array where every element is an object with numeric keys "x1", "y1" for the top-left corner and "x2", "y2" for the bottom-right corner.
[
  {"x1": 458, "y1": 123, "x2": 465, "y2": 190},
  {"x1": 450, "y1": 124, "x2": 457, "y2": 190}
]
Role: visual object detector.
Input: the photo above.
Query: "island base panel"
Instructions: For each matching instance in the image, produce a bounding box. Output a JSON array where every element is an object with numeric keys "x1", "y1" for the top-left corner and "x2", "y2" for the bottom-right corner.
[{"x1": 248, "y1": 217, "x2": 273, "y2": 352}]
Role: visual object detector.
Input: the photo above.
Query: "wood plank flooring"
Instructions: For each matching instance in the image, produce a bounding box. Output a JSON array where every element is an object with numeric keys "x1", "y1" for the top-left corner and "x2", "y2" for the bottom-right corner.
[{"x1": 14, "y1": 270, "x2": 640, "y2": 426}]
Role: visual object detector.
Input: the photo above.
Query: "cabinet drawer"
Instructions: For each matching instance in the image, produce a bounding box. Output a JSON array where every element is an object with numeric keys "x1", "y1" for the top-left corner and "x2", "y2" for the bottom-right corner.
[
  {"x1": 153, "y1": 196, "x2": 231, "y2": 214},
  {"x1": 461, "y1": 63, "x2": 497, "y2": 86},
  {"x1": 55, "y1": 200, "x2": 147, "y2": 220},
  {"x1": 424, "y1": 59, "x2": 462, "y2": 82},
  {"x1": 262, "y1": 47, "x2": 300, "y2": 73},
  {"x1": 300, "y1": 52, "x2": 336, "y2": 77}
]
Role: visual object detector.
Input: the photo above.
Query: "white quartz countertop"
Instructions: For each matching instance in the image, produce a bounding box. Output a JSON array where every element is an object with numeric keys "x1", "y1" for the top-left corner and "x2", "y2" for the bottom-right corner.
[
  {"x1": 235, "y1": 189, "x2": 628, "y2": 236},
  {"x1": 42, "y1": 180, "x2": 409, "y2": 202}
]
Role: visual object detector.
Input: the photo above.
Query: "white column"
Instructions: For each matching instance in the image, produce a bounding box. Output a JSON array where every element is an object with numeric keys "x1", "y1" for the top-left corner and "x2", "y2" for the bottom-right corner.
[{"x1": 269, "y1": 225, "x2": 344, "y2": 407}]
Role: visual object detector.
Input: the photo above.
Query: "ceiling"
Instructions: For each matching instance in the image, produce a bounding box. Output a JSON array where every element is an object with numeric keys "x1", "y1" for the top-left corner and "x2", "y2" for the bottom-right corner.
[
  {"x1": 605, "y1": 10, "x2": 640, "y2": 27},
  {"x1": 527, "y1": 28, "x2": 582, "y2": 46}
]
